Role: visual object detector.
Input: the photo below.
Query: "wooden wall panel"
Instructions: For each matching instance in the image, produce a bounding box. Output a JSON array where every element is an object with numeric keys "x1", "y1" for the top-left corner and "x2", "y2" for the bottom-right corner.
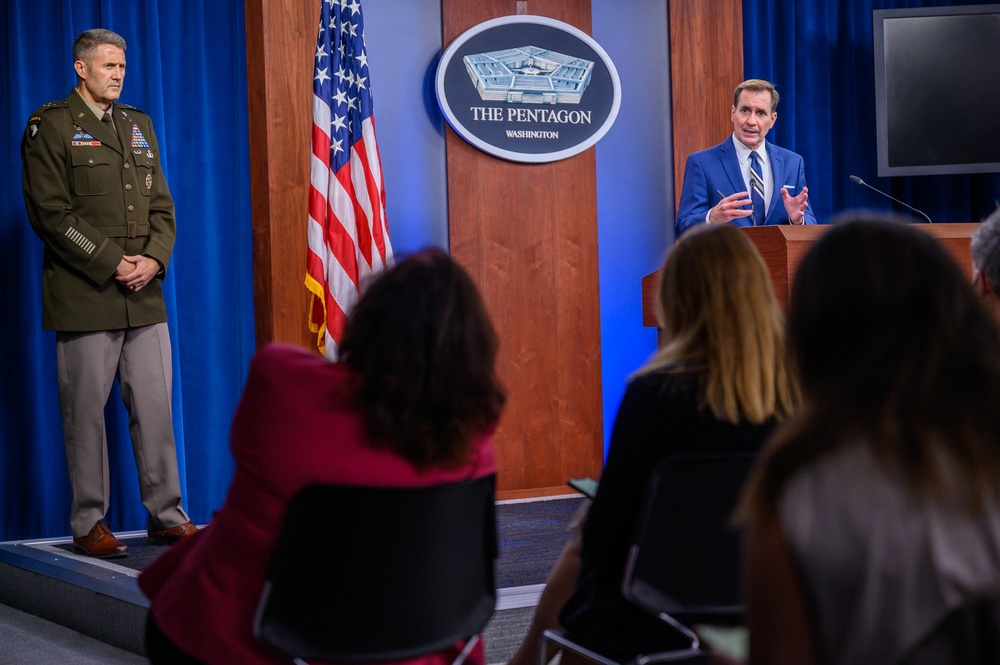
[
  {"x1": 245, "y1": 0, "x2": 314, "y2": 349},
  {"x1": 669, "y1": 0, "x2": 743, "y2": 215},
  {"x1": 442, "y1": 0, "x2": 605, "y2": 495}
]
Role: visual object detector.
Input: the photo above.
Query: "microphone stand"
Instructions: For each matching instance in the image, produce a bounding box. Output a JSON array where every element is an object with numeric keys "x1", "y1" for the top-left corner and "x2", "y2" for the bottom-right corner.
[{"x1": 848, "y1": 175, "x2": 933, "y2": 223}]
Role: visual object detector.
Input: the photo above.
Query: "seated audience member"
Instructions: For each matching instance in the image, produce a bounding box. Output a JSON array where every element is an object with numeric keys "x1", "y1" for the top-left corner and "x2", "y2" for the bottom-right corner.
[
  {"x1": 508, "y1": 224, "x2": 800, "y2": 664},
  {"x1": 139, "y1": 249, "x2": 506, "y2": 665},
  {"x1": 740, "y1": 215, "x2": 1000, "y2": 665},
  {"x1": 972, "y1": 205, "x2": 1000, "y2": 323}
]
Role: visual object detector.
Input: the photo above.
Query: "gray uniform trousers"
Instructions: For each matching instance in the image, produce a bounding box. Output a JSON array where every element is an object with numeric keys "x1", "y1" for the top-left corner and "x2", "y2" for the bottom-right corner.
[{"x1": 56, "y1": 322, "x2": 189, "y2": 538}]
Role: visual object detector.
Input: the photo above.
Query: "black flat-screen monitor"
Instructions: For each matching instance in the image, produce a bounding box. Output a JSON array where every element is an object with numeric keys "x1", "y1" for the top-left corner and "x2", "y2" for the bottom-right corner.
[{"x1": 873, "y1": 5, "x2": 1000, "y2": 177}]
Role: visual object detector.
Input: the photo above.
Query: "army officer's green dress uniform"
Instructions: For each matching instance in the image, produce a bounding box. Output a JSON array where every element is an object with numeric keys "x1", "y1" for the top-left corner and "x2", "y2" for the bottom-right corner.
[{"x1": 22, "y1": 89, "x2": 190, "y2": 539}]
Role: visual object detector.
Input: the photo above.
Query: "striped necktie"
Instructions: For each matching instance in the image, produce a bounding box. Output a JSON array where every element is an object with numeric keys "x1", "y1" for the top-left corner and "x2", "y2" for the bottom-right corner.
[{"x1": 749, "y1": 150, "x2": 765, "y2": 227}]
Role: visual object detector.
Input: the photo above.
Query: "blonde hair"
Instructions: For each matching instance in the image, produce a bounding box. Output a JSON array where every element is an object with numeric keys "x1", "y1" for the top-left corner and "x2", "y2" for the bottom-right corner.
[{"x1": 636, "y1": 224, "x2": 798, "y2": 424}]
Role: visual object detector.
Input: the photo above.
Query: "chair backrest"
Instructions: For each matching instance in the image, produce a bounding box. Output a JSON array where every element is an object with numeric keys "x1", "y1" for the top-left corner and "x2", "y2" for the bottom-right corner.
[
  {"x1": 895, "y1": 595, "x2": 1000, "y2": 665},
  {"x1": 253, "y1": 474, "x2": 498, "y2": 663},
  {"x1": 622, "y1": 453, "x2": 757, "y2": 624}
]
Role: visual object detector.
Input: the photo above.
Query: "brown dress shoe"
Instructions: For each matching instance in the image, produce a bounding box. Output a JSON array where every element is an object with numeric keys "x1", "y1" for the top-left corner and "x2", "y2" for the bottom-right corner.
[
  {"x1": 73, "y1": 521, "x2": 128, "y2": 559},
  {"x1": 147, "y1": 520, "x2": 199, "y2": 545}
]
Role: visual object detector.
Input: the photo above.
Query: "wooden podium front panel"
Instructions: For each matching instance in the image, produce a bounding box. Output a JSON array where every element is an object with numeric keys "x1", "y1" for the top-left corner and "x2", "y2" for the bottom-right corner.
[
  {"x1": 743, "y1": 223, "x2": 979, "y2": 306},
  {"x1": 641, "y1": 223, "x2": 979, "y2": 326},
  {"x1": 742, "y1": 226, "x2": 828, "y2": 307},
  {"x1": 640, "y1": 225, "x2": 827, "y2": 326},
  {"x1": 918, "y1": 223, "x2": 978, "y2": 279},
  {"x1": 745, "y1": 223, "x2": 977, "y2": 307}
]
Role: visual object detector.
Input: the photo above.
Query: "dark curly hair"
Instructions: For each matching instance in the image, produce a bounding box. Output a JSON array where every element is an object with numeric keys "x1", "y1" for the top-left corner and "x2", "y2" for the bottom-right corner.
[{"x1": 339, "y1": 248, "x2": 506, "y2": 468}]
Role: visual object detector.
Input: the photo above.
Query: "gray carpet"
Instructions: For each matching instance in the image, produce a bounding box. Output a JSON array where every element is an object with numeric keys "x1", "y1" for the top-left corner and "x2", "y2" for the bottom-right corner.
[
  {"x1": 0, "y1": 603, "x2": 147, "y2": 665},
  {"x1": 0, "y1": 601, "x2": 534, "y2": 665},
  {"x1": 485, "y1": 606, "x2": 536, "y2": 664},
  {"x1": 495, "y1": 496, "x2": 582, "y2": 587}
]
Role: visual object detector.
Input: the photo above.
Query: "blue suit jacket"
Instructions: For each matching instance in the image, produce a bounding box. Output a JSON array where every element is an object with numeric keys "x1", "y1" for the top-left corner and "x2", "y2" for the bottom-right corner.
[{"x1": 675, "y1": 137, "x2": 817, "y2": 238}]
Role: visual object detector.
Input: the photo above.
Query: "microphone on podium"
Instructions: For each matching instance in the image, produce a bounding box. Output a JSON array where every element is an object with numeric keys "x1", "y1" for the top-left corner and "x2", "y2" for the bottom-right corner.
[{"x1": 849, "y1": 175, "x2": 933, "y2": 223}]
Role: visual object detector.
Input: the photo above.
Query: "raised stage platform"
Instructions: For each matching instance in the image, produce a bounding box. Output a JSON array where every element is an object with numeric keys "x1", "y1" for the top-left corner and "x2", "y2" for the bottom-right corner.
[{"x1": 0, "y1": 495, "x2": 583, "y2": 663}]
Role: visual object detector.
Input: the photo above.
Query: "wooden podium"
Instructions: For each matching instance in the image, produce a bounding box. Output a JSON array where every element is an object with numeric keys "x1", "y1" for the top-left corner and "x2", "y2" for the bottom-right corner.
[{"x1": 642, "y1": 223, "x2": 979, "y2": 327}]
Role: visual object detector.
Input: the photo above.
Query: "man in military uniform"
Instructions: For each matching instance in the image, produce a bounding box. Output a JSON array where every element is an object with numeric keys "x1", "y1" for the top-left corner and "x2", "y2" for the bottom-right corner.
[{"x1": 22, "y1": 28, "x2": 196, "y2": 557}]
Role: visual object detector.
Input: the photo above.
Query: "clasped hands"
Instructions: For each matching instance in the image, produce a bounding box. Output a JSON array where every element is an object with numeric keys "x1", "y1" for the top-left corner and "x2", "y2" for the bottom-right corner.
[
  {"x1": 709, "y1": 187, "x2": 810, "y2": 225},
  {"x1": 116, "y1": 254, "x2": 159, "y2": 292}
]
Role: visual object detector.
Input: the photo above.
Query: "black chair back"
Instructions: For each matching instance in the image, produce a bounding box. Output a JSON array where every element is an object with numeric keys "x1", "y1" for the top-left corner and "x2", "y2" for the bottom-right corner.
[
  {"x1": 254, "y1": 474, "x2": 498, "y2": 662},
  {"x1": 622, "y1": 453, "x2": 757, "y2": 626}
]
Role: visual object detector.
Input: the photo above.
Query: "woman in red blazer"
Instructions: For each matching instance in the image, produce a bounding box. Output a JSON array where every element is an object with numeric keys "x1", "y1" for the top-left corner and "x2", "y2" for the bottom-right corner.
[{"x1": 139, "y1": 248, "x2": 506, "y2": 665}]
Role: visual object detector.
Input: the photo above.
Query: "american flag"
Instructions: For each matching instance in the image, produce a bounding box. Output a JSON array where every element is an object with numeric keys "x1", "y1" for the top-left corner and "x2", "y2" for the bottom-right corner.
[{"x1": 305, "y1": 0, "x2": 393, "y2": 359}]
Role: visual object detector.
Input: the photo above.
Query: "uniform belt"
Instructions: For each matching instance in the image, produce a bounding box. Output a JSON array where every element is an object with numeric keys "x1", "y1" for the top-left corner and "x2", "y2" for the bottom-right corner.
[{"x1": 100, "y1": 223, "x2": 150, "y2": 238}]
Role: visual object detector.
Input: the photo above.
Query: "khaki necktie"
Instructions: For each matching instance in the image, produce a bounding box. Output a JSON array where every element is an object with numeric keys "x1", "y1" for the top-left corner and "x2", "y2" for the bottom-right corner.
[{"x1": 101, "y1": 111, "x2": 122, "y2": 150}]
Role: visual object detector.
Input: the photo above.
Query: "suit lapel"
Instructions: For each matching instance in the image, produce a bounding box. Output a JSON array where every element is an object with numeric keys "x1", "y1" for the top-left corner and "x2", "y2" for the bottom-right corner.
[
  {"x1": 765, "y1": 142, "x2": 783, "y2": 224},
  {"x1": 718, "y1": 140, "x2": 745, "y2": 195}
]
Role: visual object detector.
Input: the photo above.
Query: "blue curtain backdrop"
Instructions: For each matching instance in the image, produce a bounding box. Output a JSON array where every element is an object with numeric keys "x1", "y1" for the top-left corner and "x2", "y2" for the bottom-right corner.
[
  {"x1": 1, "y1": 1, "x2": 255, "y2": 540},
  {"x1": 742, "y1": 0, "x2": 1000, "y2": 225}
]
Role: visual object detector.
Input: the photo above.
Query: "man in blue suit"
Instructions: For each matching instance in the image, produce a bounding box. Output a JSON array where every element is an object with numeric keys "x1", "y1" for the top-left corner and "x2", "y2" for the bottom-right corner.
[{"x1": 675, "y1": 79, "x2": 816, "y2": 238}]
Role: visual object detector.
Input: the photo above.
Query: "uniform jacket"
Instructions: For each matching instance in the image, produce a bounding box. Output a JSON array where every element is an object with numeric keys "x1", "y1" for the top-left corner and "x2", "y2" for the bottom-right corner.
[
  {"x1": 22, "y1": 89, "x2": 175, "y2": 331},
  {"x1": 675, "y1": 136, "x2": 817, "y2": 238}
]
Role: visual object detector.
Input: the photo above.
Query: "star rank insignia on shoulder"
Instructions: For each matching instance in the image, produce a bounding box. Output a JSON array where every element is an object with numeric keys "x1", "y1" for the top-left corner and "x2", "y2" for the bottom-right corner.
[{"x1": 117, "y1": 103, "x2": 144, "y2": 116}]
